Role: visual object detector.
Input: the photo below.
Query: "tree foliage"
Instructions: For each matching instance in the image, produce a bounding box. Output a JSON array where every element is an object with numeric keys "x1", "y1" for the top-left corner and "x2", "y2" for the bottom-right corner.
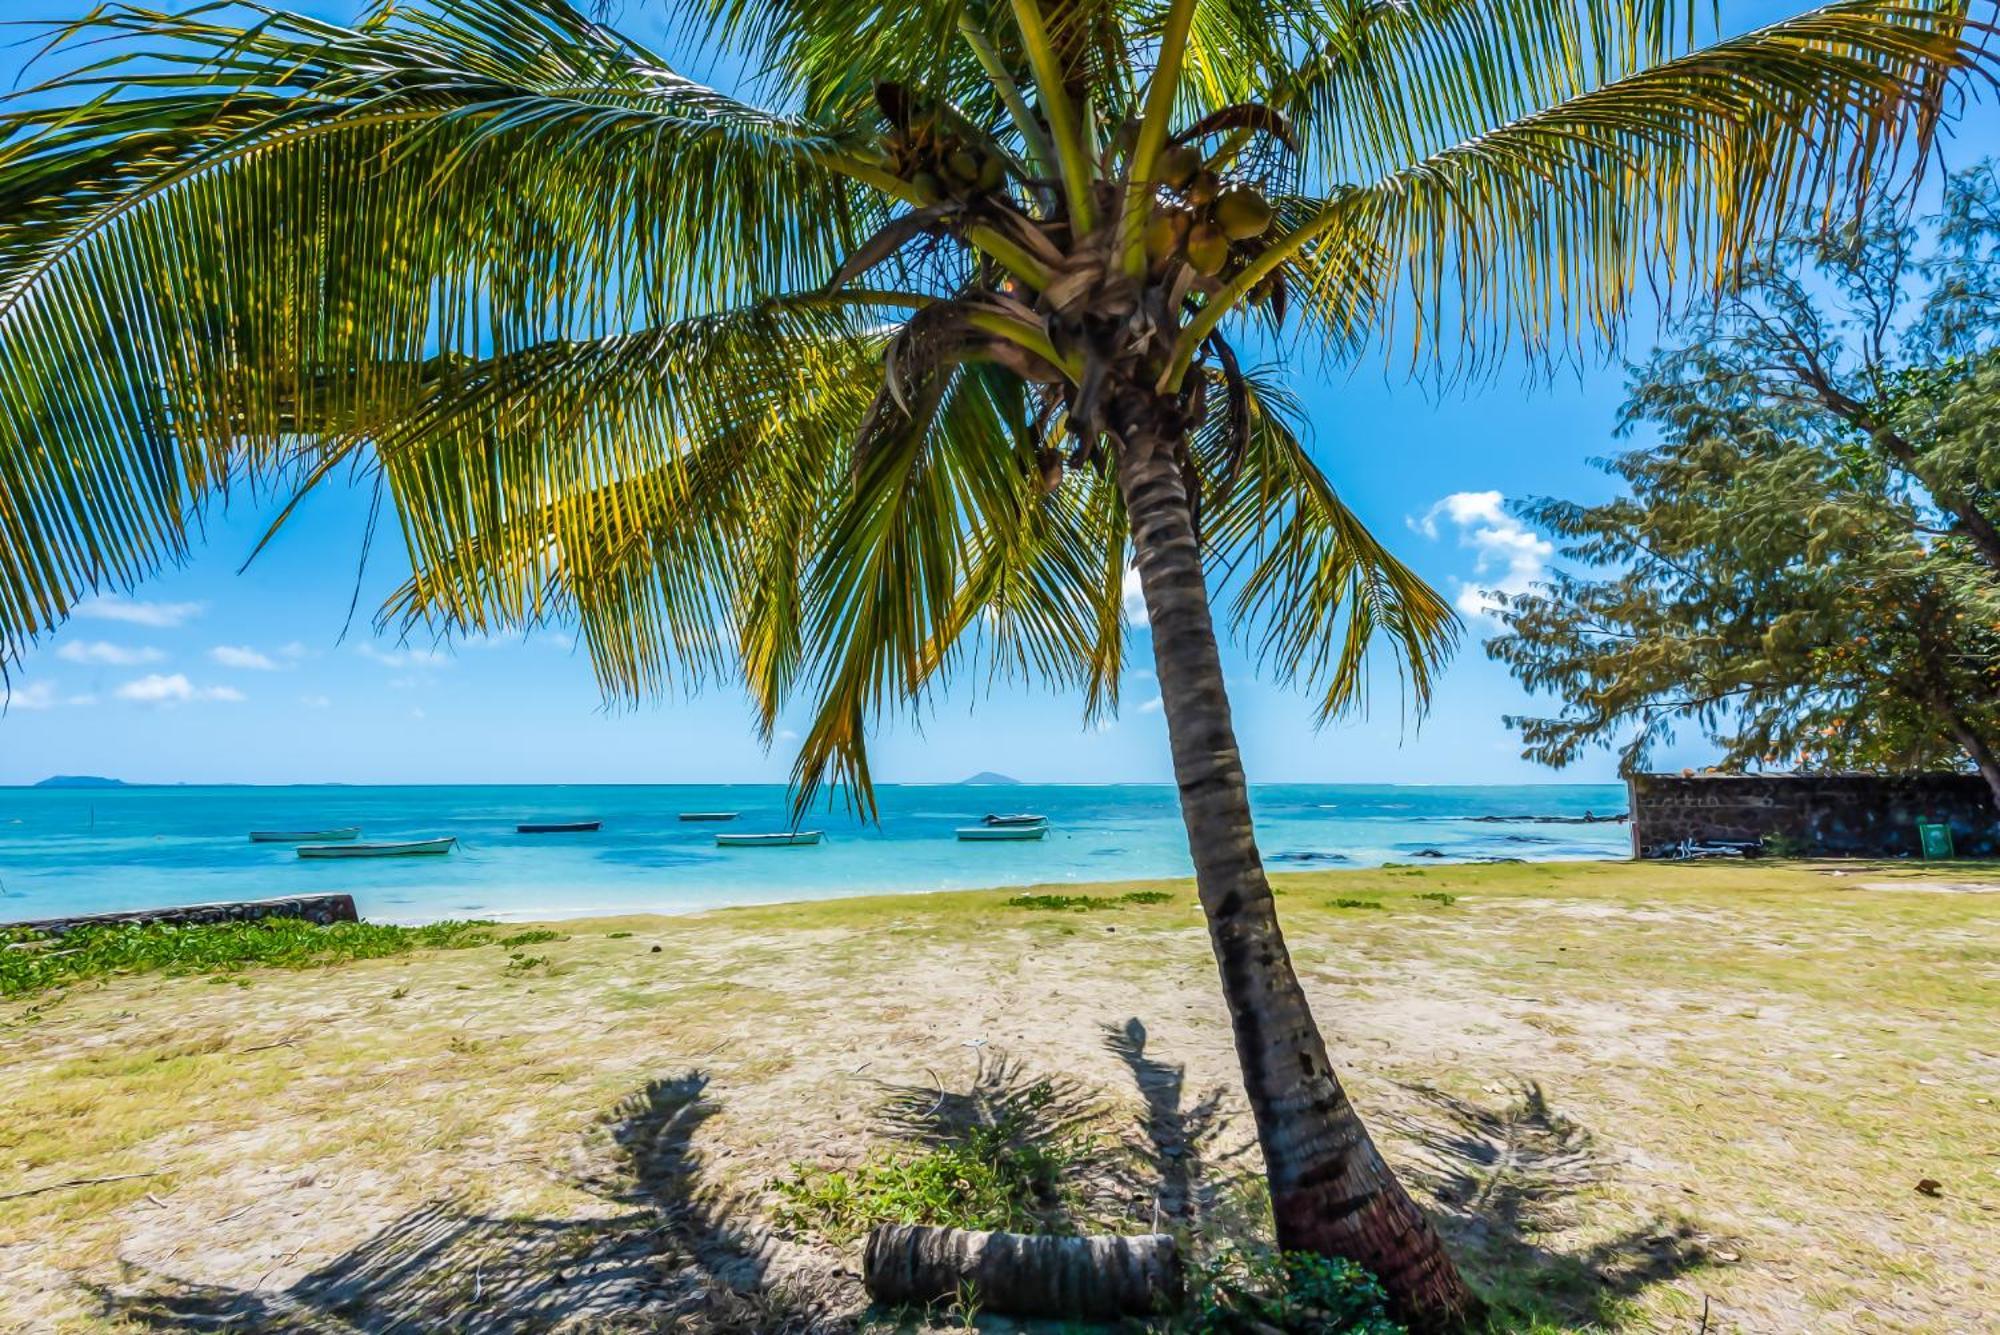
[
  {"x1": 0, "y1": 0, "x2": 1989, "y2": 816},
  {"x1": 1490, "y1": 176, "x2": 2000, "y2": 794}
]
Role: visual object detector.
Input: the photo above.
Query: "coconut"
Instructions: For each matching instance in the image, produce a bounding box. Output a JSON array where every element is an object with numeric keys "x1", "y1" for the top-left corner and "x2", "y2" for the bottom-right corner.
[
  {"x1": 1185, "y1": 170, "x2": 1220, "y2": 207},
  {"x1": 1212, "y1": 185, "x2": 1272, "y2": 240},
  {"x1": 945, "y1": 148, "x2": 983, "y2": 188},
  {"x1": 1157, "y1": 144, "x2": 1203, "y2": 190},
  {"x1": 910, "y1": 170, "x2": 945, "y2": 204},
  {"x1": 976, "y1": 153, "x2": 1007, "y2": 192},
  {"x1": 1185, "y1": 222, "x2": 1229, "y2": 276}
]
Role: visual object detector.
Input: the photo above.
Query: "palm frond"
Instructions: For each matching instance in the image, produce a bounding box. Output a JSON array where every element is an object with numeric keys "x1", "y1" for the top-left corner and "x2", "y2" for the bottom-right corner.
[{"x1": 1197, "y1": 367, "x2": 1461, "y2": 720}]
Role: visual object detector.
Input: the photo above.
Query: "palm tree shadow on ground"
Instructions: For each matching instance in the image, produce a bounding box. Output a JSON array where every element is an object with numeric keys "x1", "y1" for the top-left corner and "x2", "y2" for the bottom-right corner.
[
  {"x1": 94, "y1": 1071, "x2": 845, "y2": 1334},
  {"x1": 1380, "y1": 1080, "x2": 1728, "y2": 1327}
]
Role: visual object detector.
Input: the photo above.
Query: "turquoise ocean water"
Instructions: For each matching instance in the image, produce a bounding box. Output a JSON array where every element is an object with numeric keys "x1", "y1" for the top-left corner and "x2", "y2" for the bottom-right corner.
[{"x1": 0, "y1": 783, "x2": 1629, "y2": 925}]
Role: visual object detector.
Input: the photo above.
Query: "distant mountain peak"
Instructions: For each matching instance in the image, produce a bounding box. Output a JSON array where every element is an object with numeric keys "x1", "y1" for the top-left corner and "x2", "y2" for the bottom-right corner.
[
  {"x1": 961, "y1": 770, "x2": 1022, "y2": 786},
  {"x1": 34, "y1": 775, "x2": 127, "y2": 789}
]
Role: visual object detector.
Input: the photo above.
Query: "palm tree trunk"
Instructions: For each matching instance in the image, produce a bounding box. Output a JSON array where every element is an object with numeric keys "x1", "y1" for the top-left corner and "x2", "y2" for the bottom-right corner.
[{"x1": 1116, "y1": 430, "x2": 1483, "y2": 1332}]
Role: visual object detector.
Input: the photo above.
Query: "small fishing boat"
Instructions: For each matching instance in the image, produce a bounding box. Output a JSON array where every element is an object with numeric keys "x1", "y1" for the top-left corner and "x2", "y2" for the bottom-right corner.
[
  {"x1": 250, "y1": 827, "x2": 360, "y2": 844},
  {"x1": 981, "y1": 813, "x2": 1047, "y2": 828},
  {"x1": 958, "y1": 824, "x2": 1048, "y2": 842},
  {"x1": 297, "y1": 837, "x2": 457, "y2": 859},
  {"x1": 516, "y1": 820, "x2": 602, "y2": 834},
  {"x1": 678, "y1": 811, "x2": 739, "y2": 822},
  {"x1": 714, "y1": 830, "x2": 823, "y2": 847}
]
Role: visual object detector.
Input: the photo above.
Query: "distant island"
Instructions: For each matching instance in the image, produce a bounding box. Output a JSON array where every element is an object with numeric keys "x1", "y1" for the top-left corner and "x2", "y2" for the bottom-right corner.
[
  {"x1": 960, "y1": 771, "x2": 1021, "y2": 786},
  {"x1": 33, "y1": 775, "x2": 128, "y2": 789}
]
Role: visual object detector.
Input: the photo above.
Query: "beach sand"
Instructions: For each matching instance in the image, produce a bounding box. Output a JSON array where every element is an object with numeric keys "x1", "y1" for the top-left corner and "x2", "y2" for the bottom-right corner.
[{"x1": 3, "y1": 859, "x2": 1995, "y2": 1332}]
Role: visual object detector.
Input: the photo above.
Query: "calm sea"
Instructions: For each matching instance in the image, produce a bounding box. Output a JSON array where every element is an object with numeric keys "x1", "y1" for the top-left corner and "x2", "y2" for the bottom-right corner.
[{"x1": 0, "y1": 783, "x2": 1629, "y2": 925}]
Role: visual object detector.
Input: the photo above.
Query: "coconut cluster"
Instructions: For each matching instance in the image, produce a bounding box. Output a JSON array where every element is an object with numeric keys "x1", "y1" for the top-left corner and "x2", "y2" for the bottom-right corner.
[
  {"x1": 881, "y1": 105, "x2": 1008, "y2": 205},
  {"x1": 1141, "y1": 145, "x2": 1276, "y2": 294}
]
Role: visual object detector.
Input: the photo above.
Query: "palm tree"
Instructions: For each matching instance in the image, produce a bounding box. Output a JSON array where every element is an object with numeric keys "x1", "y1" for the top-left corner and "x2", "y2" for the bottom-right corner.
[{"x1": 0, "y1": 0, "x2": 1989, "y2": 1324}]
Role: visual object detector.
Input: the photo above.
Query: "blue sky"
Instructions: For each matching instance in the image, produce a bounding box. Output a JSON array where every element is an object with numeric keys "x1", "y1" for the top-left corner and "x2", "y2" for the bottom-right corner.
[{"x1": 1, "y1": 2, "x2": 1995, "y2": 787}]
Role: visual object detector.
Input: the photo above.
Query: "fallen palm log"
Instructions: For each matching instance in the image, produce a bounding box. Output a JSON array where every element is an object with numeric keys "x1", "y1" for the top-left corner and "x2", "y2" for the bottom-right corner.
[{"x1": 862, "y1": 1223, "x2": 1181, "y2": 1318}]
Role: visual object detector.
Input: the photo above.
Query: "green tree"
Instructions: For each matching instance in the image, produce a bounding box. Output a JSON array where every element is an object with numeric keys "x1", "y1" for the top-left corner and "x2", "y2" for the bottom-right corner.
[
  {"x1": 1491, "y1": 191, "x2": 2000, "y2": 805},
  {"x1": 0, "y1": 1, "x2": 1989, "y2": 1323}
]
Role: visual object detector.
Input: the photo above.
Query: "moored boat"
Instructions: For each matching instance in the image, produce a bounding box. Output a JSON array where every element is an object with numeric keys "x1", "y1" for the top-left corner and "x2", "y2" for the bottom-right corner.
[
  {"x1": 957, "y1": 824, "x2": 1048, "y2": 842},
  {"x1": 678, "y1": 812, "x2": 739, "y2": 822},
  {"x1": 981, "y1": 813, "x2": 1047, "y2": 828},
  {"x1": 516, "y1": 820, "x2": 602, "y2": 834},
  {"x1": 714, "y1": 830, "x2": 823, "y2": 847},
  {"x1": 250, "y1": 827, "x2": 360, "y2": 843},
  {"x1": 297, "y1": 837, "x2": 457, "y2": 859}
]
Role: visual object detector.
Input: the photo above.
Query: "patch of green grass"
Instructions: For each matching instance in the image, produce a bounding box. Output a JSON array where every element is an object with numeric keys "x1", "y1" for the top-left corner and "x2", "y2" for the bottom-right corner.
[
  {"x1": 1330, "y1": 898, "x2": 1385, "y2": 910},
  {"x1": 0, "y1": 918, "x2": 495, "y2": 999},
  {"x1": 496, "y1": 929, "x2": 563, "y2": 948},
  {"x1": 502, "y1": 952, "x2": 551, "y2": 974},
  {"x1": 772, "y1": 1085, "x2": 1093, "y2": 1243},
  {"x1": 1414, "y1": 892, "x2": 1458, "y2": 906},
  {"x1": 1006, "y1": 890, "x2": 1174, "y2": 912},
  {"x1": 605, "y1": 931, "x2": 633, "y2": 939}
]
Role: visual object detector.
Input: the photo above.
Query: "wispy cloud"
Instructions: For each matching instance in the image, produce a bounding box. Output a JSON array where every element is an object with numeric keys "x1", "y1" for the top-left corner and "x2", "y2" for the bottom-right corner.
[
  {"x1": 358, "y1": 643, "x2": 451, "y2": 670},
  {"x1": 56, "y1": 640, "x2": 164, "y2": 667},
  {"x1": 300, "y1": 694, "x2": 332, "y2": 710},
  {"x1": 1414, "y1": 490, "x2": 1552, "y2": 621},
  {"x1": 209, "y1": 645, "x2": 281, "y2": 671},
  {"x1": 73, "y1": 595, "x2": 204, "y2": 628},
  {"x1": 1122, "y1": 568, "x2": 1150, "y2": 628},
  {"x1": 115, "y1": 673, "x2": 244, "y2": 704},
  {"x1": 6, "y1": 681, "x2": 57, "y2": 710},
  {"x1": 1138, "y1": 695, "x2": 1164, "y2": 714}
]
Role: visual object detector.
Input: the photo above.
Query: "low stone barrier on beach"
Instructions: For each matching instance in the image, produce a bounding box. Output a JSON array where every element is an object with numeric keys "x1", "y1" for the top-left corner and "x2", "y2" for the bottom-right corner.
[
  {"x1": 1628, "y1": 773, "x2": 1999, "y2": 859},
  {"x1": 6, "y1": 893, "x2": 360, "y2": 936}
]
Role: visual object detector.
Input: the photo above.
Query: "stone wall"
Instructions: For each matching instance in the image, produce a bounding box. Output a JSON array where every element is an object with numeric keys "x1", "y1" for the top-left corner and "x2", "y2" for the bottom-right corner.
[
  {"x1": 1628, "y1": 773, "x2": 1999, "y2": 859},
  {"x1": 8, "y1": 893, "x2": 360, "y2": 936}
]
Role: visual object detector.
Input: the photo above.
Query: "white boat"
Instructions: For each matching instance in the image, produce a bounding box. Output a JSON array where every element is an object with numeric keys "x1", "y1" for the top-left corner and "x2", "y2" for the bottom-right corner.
[
  {"x1": 714, "y1": 830, "x2": 824, "y2": 848},
  {"x1": 957, "y1": 824, "x2": 1048, "y2": 842},
  {"x1": 982, "y1": 813, "x2": 1047, "y2": 828},
  {"x1": 250, "y1": 826, "x2": 360, "y2": 843},
  {"x1": 297, "y1": 837, "x2": 457, "y2": 859}
]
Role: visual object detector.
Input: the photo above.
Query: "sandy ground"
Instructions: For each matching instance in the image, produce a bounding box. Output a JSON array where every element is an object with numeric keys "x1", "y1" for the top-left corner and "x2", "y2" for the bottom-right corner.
[{"x1": 2, "y1": 859, "x2": 1997, "y2": 1333}]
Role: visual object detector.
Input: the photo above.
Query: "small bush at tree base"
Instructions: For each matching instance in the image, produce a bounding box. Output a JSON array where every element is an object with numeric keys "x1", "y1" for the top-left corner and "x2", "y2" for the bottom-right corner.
[
  {"x1": 1186, "y1": 1250, "x2": 1407, "y2": 1333},
  {"x1": 1329, "y1": 898, "x2": 1385, "y2": 910},
  {"x1": 1414, "y1": 892, "x2": 1458, "y2": 906}
]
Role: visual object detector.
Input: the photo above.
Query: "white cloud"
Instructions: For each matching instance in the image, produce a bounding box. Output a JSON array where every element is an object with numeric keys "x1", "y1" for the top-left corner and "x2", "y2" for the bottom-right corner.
[
  {"x1": 66, "y1": 692, "x2": 98, "y2": 706},
  {"x1": 358, "y1": 643, "x2": 451, "y2": 670},
  {"x1": 57, "y1": 640, "x2": 165, "y2": 666},
  {"x1": 72, "y1": 596, "x2": 204, "y2": 628},
  {"x1": 210, "y1": 645, "x2": 280, "y2": 671},
  {"x1": 1122, "y1": 567, "x2": 1150, "y2": 627},
  {"x1": 777, "y1": 728, "x2": 800, "y2": 742},
  {"x1": 1138, "y1": 695, "x2": 1164, "y2": 714},
  {"x1": 279, "y1": 642, "x2": 312, "y2": 661},
  {"x1": 6, "y1": 681, "x2": 57, "y2": 710},
  {"x1": 1414, "y1": 490, "x2": 1552, "y2": 621},
  {"x1": 300, "y1": 694, "x2": 332, "y2": 710},
  {"x1": 409, "y1": 707, "x2": 427, "y2": 720},
  {"x1": 115, "y1": 673, "x2": 244, "y2": 704}
]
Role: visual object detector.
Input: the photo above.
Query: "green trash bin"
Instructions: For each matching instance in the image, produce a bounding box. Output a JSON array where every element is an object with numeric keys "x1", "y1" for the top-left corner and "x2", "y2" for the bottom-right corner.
[{"x1": 1918, "y1": 821, "x2": 1956, "y2": 859}]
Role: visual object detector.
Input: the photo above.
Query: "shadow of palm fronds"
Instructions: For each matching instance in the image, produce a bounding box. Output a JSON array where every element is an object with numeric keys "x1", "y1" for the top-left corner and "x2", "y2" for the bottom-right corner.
[
  {"x1": 1101, "y1": 1017, "x2": 1252, "y2": 1234},
  {"x1": 96, "y1": 1071, "x2": 852, "y2": 1334},
  {"x1": 1384, "y1": 1079, "x2": 1724, "y2": 1323}
]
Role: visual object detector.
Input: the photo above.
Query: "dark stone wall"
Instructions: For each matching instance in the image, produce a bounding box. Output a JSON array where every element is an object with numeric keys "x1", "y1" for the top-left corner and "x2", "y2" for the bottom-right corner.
[
  {"x1": 1628, "y1": 773, "x2": 2000, "y2": 859},
  {"x1": 7, "y1": 893, "x2": 360, "y2": 936}
]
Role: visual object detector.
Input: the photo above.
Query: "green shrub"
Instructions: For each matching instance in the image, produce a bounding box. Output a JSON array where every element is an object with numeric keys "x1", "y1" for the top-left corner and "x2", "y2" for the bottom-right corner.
[
  {"x1": 1006, "y1": 893, "x2": 1117, "y2": 911},
  {"x1": 0, "y1": 918, "x2": 494, "y2": 999},
  {"x1": 1414, "y1": 892, "x2": 1457, "y2": 906},
  {"x1": 1118, "y1": 890, "x2": 1174, "y2": 905},
  {"x1": 772, "y1": 1082, "x2": 1091, "y2": 1242},
  {"x1": 1330, "y1": 898, "x2": 1385, "y2": 910},
  {"x1": 497, "y1": 929, "x2": 563, "y2": 947},
  {"x1": 1186, "y1": 1250, "x2": 1407, "y2": 1334}
]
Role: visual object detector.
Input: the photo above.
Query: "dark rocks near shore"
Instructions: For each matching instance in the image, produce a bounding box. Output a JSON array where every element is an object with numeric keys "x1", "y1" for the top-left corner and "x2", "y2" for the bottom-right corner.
[{"x1": 7, "y1": 893, "x2": 360, "y2": 936}]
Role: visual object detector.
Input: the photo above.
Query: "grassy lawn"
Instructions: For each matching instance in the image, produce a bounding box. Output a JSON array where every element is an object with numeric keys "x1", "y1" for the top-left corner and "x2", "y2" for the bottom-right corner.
[{"x1": 2, "y1": 860, "x2": 1995, "y2": 1332}]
